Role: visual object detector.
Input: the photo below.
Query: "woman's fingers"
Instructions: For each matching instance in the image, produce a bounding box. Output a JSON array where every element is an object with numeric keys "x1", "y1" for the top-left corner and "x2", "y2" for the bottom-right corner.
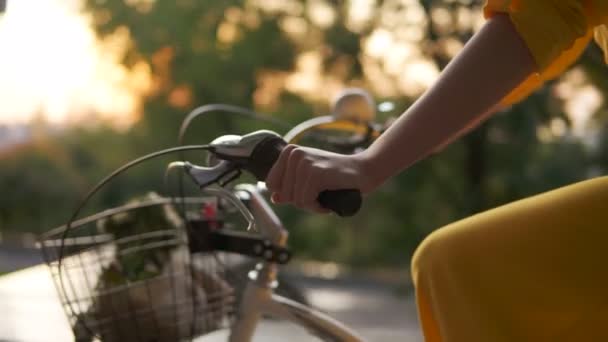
[
  {"x1": 266, "y1": 144, "x2": 297, "y2": 197},
  {"x1": 267, "y1": 145, "x2": 358, "y2": 214},
  {"x1": 279, "y1": 147, "x2": 304, "y2": 203},
  {"x1": 294, "y1": 158, "x2": 313, "y2": 208},
  {"x1": 301, "y1": 168, "x2": 331, "y2": 214}
]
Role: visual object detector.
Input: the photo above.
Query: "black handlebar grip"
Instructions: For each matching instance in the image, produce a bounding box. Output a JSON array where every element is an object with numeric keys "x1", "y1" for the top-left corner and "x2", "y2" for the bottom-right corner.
[
  {"x1": 246, "y1": 136, "x2": 362, "y2": 217},
  {"x1": 317, "y1": 189, "x2": 361, "y2": 217},
  {"x1": 245, "y1": 136, "x2": 287, "y2": 181}
]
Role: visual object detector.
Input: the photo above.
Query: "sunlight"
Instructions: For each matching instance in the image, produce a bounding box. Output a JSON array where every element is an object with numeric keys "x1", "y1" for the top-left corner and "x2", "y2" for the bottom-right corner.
[
  {"x1": 217, "y1": 21, "x2": 240, "y2": 44},
  {"x1": 379, "y1": 0, "x2": 426, "y2": 29},
  {"x1": 346, "y1": 0, "x2": 375, "y2": 32},
  {"x1": 286, "y1": 51, "x2": 323, "y2": 95},
  {"x1": 364, "y1": 29, "x2": 394, "y2": 58},
  {"x1": 431, "y1": 6, "x2": 452, "y2": 35},
  {"x1": 280, "y1": 16, "x2": 308, "y2": 38},
  {"x1": 361, "y1": 55, "x2": 400, "y2": 97},
  {"x1": 383, "y1": 43, "x2": 416, "y2": 75},
  {"x1": 248, "y1": 0, "x2": 304, "y2": 16},
  {"x1": 307, "y1": 0, "x2": 336, "y2": 29},
  {"x1": 554, "y1": 68, "x2": 604, "y2": 137},
  {"x1": 0, "y1": 0, "x2": 149, "y2": 127},
  {"x1": 439, "y1": 37, "x2": 464, "y2": 58},
  {"x1": 397, "y1": 59, "x2": 440, "y2": 97},
  {"x1": 285, "y1": 51, "x2": 347, "y2": 104}
]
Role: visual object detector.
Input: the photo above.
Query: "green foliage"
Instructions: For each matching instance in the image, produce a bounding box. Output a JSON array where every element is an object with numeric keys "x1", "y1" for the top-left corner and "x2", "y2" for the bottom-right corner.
[
  {"x1": 97, "y1": 193, "x2": 181, "y2": 286},
  {"x1": 0, "y1": 138, "x2": 83, "y2": 233}
]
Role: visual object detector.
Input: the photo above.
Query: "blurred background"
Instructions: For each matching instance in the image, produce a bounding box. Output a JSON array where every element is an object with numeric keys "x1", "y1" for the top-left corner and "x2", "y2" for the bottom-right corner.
[{"x1": 0, "y1": 0, "x2": 607, "y2": 339}]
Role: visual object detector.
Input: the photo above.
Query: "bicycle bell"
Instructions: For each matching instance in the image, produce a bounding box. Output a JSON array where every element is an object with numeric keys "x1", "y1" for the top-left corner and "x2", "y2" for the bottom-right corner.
[{"x1": 331, "y1": 88, "x2": 376, "y2": 123}]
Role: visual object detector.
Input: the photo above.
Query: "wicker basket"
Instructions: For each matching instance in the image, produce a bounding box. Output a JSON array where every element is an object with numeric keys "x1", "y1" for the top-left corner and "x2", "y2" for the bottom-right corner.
[{"x1": 39, "y1": 195, "x2": 236, "y2": 342}]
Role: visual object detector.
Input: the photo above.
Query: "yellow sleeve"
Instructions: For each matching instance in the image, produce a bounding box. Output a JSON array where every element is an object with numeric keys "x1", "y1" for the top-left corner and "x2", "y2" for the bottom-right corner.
[{"x1": 484, "y1": 0, "x2": 595, "y2": 106}]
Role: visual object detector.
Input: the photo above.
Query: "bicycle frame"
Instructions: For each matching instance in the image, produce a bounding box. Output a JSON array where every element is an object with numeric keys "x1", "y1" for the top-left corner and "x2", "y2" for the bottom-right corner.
[{"x1": 227, "y1": 183, "x2": 365, "y2": 342}]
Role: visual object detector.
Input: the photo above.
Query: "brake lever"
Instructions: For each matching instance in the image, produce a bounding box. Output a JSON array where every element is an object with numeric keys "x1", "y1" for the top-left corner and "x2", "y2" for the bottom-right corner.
[
  {"x1": 169, "y1": 160, "x2": 240, "y2": 188},
  {"x1": 218, "y1": 168, "x2": 241, "y2": 187}
]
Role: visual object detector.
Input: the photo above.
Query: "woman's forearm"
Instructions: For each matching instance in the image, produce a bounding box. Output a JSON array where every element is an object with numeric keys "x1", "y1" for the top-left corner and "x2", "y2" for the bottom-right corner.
[
  {"x1": 430, "y1": 105, "x2": 498, "y2": 154},
  {"x1": 360, "y1": 14, "x2": 537, "y2": 189}
]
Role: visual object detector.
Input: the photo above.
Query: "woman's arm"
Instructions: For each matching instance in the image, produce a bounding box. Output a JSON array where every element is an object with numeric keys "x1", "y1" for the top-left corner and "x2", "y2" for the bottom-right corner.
[
  {"x1": 266, "y1": 14, "x2": 537, "y2": 212},
  {"x1": 360, "y1": 14, "x2": 536, "y2": 189}
]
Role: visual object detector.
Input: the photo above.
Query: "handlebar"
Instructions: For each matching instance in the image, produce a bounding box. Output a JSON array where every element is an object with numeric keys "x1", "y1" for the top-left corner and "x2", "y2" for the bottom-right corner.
[
  {"x1": 176, "y1": 88, "x2": 393, "y2": 217},
  {"x1": 177, "y1": 130, "x2": 364, "y2": 217},
  {"x1": 242, "y1": 134, "x2": 362, "y2": 217}
]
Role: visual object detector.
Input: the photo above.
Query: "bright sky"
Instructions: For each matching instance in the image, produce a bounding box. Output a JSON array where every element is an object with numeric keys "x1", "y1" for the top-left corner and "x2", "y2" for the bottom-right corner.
[{"x1": 0, "y1": 0, "x2": 144, "y2": 127}]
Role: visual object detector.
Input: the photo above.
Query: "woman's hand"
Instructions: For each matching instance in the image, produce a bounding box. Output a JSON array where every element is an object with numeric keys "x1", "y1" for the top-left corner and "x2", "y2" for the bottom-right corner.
[{"x1": 265, "y1": 145, "x2": 376, "y2": 213}]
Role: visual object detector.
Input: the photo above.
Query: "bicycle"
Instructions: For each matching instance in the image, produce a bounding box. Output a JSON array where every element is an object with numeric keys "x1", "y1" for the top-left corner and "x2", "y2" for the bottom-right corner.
[{"x1": 39, "y1": 89, "x2": 398, "y2": 342}]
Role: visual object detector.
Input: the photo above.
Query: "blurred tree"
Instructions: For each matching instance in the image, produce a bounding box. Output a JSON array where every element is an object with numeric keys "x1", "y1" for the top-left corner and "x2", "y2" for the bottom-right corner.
[
  {"x1": 80, "y1": 0, "x2": 607, "y2": 267},
  {"x1": 3, "y1": 0, "x2": 606, "y2": 268},
  {"x1": 87, "y1": 0, "x2": 298, "y2": 149},
  {"x1": 0, "y1": 138, "x2": 82, "y2": 233}
]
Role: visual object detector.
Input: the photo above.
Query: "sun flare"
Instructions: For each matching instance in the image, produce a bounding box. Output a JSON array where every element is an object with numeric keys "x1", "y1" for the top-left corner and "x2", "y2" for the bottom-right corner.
[{"x1": 0, "y1": 0, "x2": 149, "y2": 127}]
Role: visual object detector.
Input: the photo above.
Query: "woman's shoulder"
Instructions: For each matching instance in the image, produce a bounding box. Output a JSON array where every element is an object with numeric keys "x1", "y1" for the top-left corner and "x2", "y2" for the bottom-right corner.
[
  {"x1": 485, "y1": 0, "x2": 607, "y2": 26},
  {"x1": 483, "y1": 0, "x2": 607, "y2": 106}
]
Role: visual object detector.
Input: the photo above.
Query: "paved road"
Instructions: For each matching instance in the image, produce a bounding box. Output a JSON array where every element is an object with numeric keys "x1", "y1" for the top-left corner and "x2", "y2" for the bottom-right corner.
[
  {"x1": 0, "y1": 266, "x2": 422, "y2": 341},
  {"x1": 291, "y1": 273, "x2": 422, "y2": 341},
  {"x1": 0, "y1": 245, "x2": 42, "y2": 273}
]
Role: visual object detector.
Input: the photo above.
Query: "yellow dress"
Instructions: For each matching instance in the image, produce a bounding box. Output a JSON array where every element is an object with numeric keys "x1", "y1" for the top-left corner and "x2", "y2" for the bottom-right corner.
[{"x1": 411, "y1": 1, "x2": 608, "y2": 341}]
